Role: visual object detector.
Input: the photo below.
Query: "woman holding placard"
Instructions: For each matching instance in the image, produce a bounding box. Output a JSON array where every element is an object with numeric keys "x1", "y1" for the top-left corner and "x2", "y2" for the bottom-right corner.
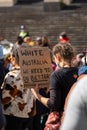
[{"x1": 31, "y1": 42, "x2": 78, "y2": 130}]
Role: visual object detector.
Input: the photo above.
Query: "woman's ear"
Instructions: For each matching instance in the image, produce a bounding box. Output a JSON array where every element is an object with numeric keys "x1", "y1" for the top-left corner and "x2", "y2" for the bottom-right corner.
[{"x1": 56, "y1": 54, "x2": 61, "y2": 62}]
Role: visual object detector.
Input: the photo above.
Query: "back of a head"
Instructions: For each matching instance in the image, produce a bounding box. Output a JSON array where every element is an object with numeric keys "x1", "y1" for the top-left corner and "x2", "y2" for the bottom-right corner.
[
  {"x1": 35, "y1": 37, "x2": 42, "y2": 46},
  {"x1": 23, "y1": 36, "x2": 31, "y2": 43},
  {"x1": 42, "y1": 36, "x2": 50, "y2": 47},
  {"x1": 53, "y1": 42, "x2": 74, "y2": 61},
  {"x1": 12, "y1": 45, "x2": 19, "y2": 66},
  {"x1": 59, "y1": 32, "x2": 69, "y2": 43},
  {"x1": 17, "y1": 36, "x2": 23, "y2": 45}
]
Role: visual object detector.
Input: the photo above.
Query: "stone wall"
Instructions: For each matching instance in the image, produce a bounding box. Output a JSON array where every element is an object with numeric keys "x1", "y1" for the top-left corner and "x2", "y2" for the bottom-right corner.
[
  {"x1": 63, "y1": 0, "x2": 73, "y2": 5},
  {"x1": 18, "y1": 0, "x2": 43, "y2": 3},
  {"x1": 44, "y1": 0, "x2": 73, "y2": 11},
  {"x1": 0, "y1": 0, "x2": 73, "y2": 7},
  {"x1": 0, "y1": 0, "x2": 17, "y2": 7}
]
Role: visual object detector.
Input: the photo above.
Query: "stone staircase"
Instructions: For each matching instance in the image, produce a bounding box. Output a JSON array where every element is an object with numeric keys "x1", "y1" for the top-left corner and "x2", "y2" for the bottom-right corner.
[
  {"x1": 17, "y1": 0, "x2": 42, "y2": 4},
  {"x1": 0, "y1": 1, "x2": 87, "y2": 53}
]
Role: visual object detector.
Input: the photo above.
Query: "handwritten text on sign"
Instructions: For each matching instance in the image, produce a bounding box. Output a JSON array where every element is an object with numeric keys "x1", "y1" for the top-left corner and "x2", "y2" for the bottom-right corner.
[{"x1": 18, "y1": 46, "x2": 53, "y2": 88}]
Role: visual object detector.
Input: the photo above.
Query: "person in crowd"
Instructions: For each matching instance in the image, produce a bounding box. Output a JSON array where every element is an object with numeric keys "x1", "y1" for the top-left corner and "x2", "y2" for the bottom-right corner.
[
  {"x1": 12, "y1": 36, "x2": 23, "y2": 51},
  {"x1": 35, "y1": 36, "x2": 50, "y2": 48},
  {"x1": 31, "y1": 43, "x2": 78, "y2": 128},
  {"x1": 35, "y1": 37, "x2": 42, "y2": 46},
  {"x1": 0, "y1": 45, "x2": 7, "y2": 130},
  {"x1": 72, "y1": 53, "x2": 84, "y2": 67},
  {"x1": 2, "y1": 52, "x2": 36, "y2": 130},
  {"x1": 4, "y1": 54, "x2": 13, "y2": 71},
  {"x1": 60, "y1": 75, "x2": 87, "y2": 130},
  {"x1": 78, "y1": 65, "x2": 87, "y2": 76},
  {"x1": 0, "y1": 99, "x2": 6, "y2": 130},
  {"x1": 35, "y1": 35, "x2": 55, "y2": 71},
  {"x1": 0, "y1": 45, "x2": 8, "y2": 99},
  {"x1": 81, "y1": 49, "x2": 87, "y2": 65},
  {"x1": 19, "y1": 25, "x2": 30, "y2": 39},
  {"x1": 33, "y1": 87, "x2": 50, "y2": 130},
  {"x1": 12, "y1": 36, "x2": 24, "y2": 64},
  {"x1": 59, "y1": 32, "x2": 69, "y2": 44},
  {"x1": 12, "y1": 36, "x2": 23, "y2": 58},
  {"x1": 41, "y1": 36, "x2": 50, "y2": 48},
  {"x1": 41, "y1": 36, "x2": 54, "y2": 66},
  {"x1": 23, "y1": 36, "x2": 35, "y2": 46},
  {"x1": 33, "y1": 36, "x2": 51, "y2": 130}
]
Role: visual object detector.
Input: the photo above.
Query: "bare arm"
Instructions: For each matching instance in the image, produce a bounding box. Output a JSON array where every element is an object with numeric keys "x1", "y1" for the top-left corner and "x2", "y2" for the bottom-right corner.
[{"x1": 31, "y1": 85, "x2": 49, "y2": 107}]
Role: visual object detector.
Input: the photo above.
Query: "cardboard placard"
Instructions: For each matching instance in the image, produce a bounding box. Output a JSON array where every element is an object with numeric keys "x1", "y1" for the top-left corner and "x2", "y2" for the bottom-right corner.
[{"x1": 18, "y1": 46, "x2": 53, "y2": 88}]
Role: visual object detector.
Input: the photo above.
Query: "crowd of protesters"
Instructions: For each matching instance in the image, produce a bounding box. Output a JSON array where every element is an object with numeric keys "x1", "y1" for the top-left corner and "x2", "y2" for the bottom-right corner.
[{"x1": 0, "y1": 26, "x2": 87, "y2": 130}]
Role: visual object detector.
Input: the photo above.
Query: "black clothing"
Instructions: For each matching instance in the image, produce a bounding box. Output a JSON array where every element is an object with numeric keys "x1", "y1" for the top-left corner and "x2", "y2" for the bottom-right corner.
[
  {"x1": 5, "y1": 115, "x2": 33, "y2": 130},
  {"x1": 47, "y1": 67, "x2": 78, "y2": 112},
  {"x1": 33, "y1": 88, "x2": 50, "y2": 130},
  {"x1": 0, "y1": 100, "x2": 6, "y2": 130}
]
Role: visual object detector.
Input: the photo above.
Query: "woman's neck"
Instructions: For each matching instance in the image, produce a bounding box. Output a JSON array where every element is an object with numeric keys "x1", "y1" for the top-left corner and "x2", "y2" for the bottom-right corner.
[{"x1": 62, "y1": 62, "x2": 71, "y2": 68}]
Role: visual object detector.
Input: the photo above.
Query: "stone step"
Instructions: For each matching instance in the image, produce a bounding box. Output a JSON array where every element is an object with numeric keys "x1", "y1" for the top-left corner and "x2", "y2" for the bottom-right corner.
[{"x1": 0, "y1": 2, "x2": 87, "y2": 53}]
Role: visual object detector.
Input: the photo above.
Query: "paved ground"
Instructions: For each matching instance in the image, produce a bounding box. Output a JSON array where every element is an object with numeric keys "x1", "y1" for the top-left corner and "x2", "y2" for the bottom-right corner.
[{"x1": 0, "y1": 1, "x2": 87, "y2": 53}]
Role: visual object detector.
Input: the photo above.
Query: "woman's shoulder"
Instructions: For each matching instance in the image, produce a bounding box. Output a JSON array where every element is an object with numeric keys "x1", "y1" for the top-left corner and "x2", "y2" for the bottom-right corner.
[
  {"x1": 50, "y1": 68, "x2": 65, "y2": 79},
  {"x1": 51, "y1": 67, "x2": 78, "y2": 79}
]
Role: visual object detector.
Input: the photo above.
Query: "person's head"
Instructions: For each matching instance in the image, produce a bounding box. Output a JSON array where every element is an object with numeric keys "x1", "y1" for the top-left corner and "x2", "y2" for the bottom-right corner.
[
  {"x1": 23, "y1": 36, "x2": 34, "y2": 46},
  {"x1": 76, "y1": 53, "x2": 84, "y2": 61},
  {"x1": 23, "y1": 36, "x2": 31, "y2": 43},
  {"x1": 71, "y1": 53, "x2": 84, "y2": 67},
  {"x1": 52, "y1": 43, "x2": 74, "y2": 68},
  {"x1": 35, "y1": 37, "x2": 42, "y2": 46},
  {"x1": 59, "y1": 32, "x2": 69, "y2": 43},
  {"x1": 17, "y1": 36, "x2": 23, "y2": 45},
  {"x1": 42, "y1": 36, "x2": 50, "y2": 47},
  {"x1": 5, "y1": 54, "x2": 12, "y2": 63},
  {"x1": 11, "y1": 52, "x2": 19, "y2": 67}
]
